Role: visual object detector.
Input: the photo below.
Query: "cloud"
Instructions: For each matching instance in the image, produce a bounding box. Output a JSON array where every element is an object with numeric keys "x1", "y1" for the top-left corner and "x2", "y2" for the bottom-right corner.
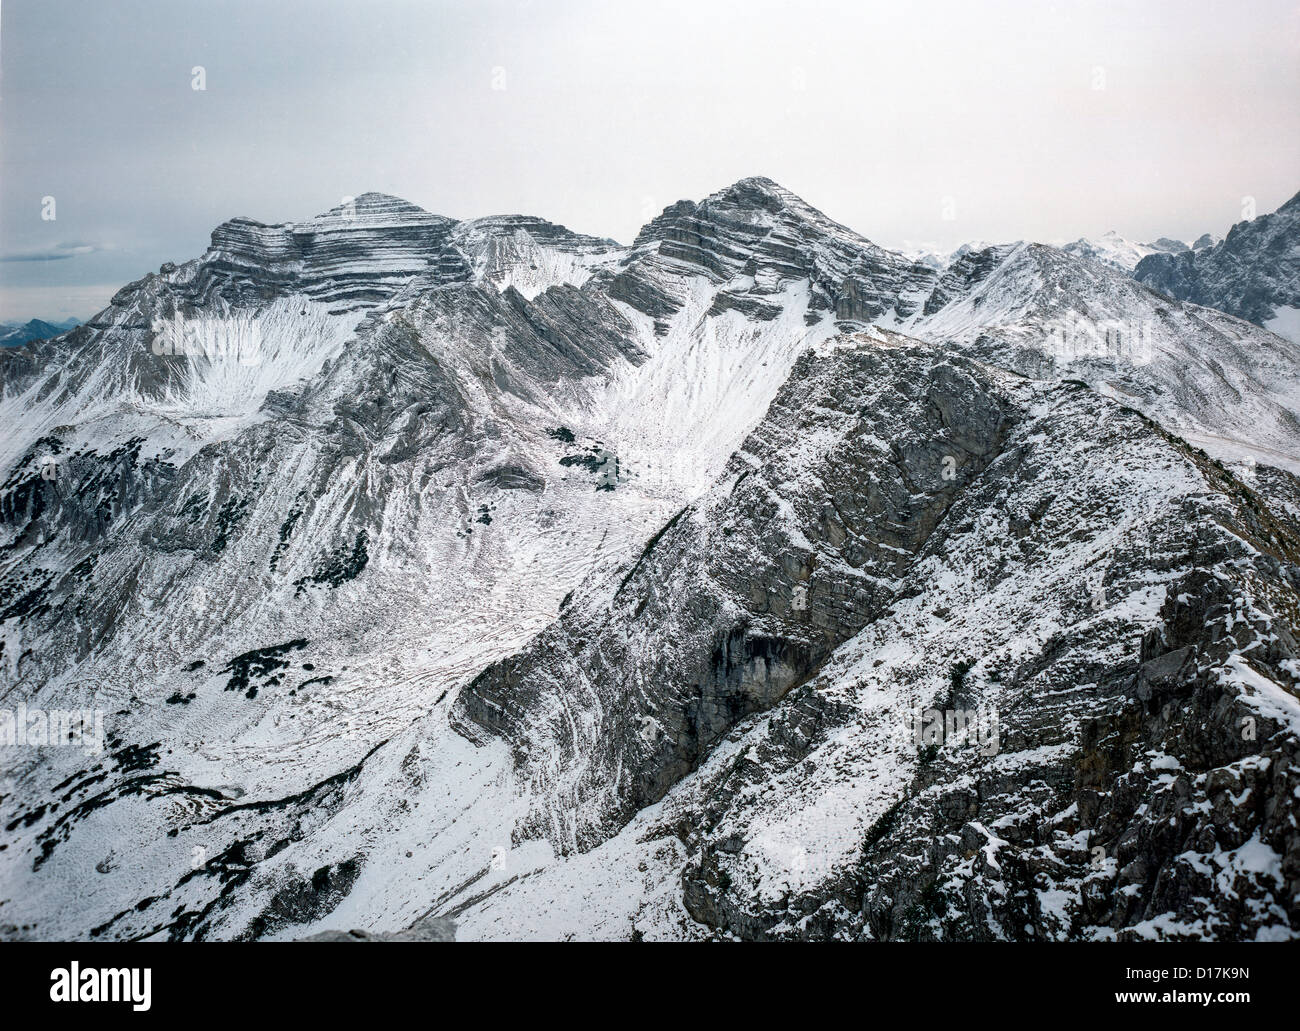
[{"x1": 0, "y1": 242, "x2": 110, "y2": 263}]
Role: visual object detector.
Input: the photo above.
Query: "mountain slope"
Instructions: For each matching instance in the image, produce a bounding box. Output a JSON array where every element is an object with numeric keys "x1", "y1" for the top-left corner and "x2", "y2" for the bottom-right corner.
[
  {"x1": 903, "y1": 241, "x2": 1300, "y2": 474},
  {"x1": 1, "y1": 179, "x2": 1298, "y2": 942},
  {"x1": 1134, "y1": 192, "x2": 1300, "y2": 343},
  {"x1": 442, "y1": 333, "x2": 1300, "y2": 941},
  {"x1": 32, "y1": 329, "x2": 1291, "y2": 942},
  {"x1": 0, "y1": 183, "x2": 849, "y2": 940}
]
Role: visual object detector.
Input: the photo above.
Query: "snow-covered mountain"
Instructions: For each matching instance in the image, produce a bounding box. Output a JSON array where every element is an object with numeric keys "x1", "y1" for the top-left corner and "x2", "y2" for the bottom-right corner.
[
  {"x1": 1134, "y1": 192, "x2": 1300, "y2": 344},
  {"x1": 0, "y1": 318, "x2": 79, "y2": 347},
  {"x1": 1, "y1": 178, "x2": 1297, "y2": 942},
  {"x1": 904, "y1": 241, "x2": 1300, "y2": 473},
  {"x1": 1060, "y1": 231, "x2": 1189, "y2": 273},
  {"x1": 897, "y1": 241, "x2": 1001, "y2": 271}
]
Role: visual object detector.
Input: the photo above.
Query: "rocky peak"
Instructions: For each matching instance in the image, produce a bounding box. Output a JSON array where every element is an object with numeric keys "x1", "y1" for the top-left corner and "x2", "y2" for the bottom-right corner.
[
  {"x1": 620, "y1": 177, "x2": 936, "y2": 328},
  {"x1": 705, "y1": 175, "x2": 798, "y2": 213},
  {"x1": 430, "y1": 215, "x2": 623, "y2": 299},
  {"x1": 631, "y1": 199, "x2": 699, "y2": 248},
  {"x1": 306, "y1": 191, "x2": 451, "y2": 227},
  {"x1": 190, "y1": 192, "x2": 457, "y2": 311},
  {"x1": 340, "y1": 191, "x2": 430, "y2": 214},
  {"x1": 1134, "y1": 188, "x2": 1300, "y2": 337}
]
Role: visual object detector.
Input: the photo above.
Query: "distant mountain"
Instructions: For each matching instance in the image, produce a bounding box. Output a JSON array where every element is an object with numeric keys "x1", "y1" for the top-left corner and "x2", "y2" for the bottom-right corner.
[
  {"x1": 897, "y1": 240, "x2": 1000, "y2": 271},
  {"x1": 911, "y1": 231, "x2": 1202, "y2": 277},
  {"x1": 914, "y1": 229, "x2": 1223, "y2": 278},
  {"x1": 1060, "y1": 231, "x2": 1188, "y2": 272},
  {"x1": 1134, "y1": 192, "x2": 1300, "y2": 343},
  {"x1": 903, "y1": 240, "x2": 1300, "y2": 472},
  {"x1": 0, "y1": 317, "x2": 79, "y2": 346}
]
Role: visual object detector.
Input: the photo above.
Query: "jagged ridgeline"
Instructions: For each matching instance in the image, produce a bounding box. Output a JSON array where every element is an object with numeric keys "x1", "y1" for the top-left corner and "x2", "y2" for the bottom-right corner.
[{"x1": 0, "y1": 178, "x2": 1297, "y2": 941}]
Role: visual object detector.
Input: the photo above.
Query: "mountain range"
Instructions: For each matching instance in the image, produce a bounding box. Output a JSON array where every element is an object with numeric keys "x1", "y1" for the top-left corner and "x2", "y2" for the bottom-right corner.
[
  {"x1": 0, "y1": 177, "x2": 1297, "y2": 942},
  {"x1": 0, "y1": 318, "x2": 81, "y2": 348}
]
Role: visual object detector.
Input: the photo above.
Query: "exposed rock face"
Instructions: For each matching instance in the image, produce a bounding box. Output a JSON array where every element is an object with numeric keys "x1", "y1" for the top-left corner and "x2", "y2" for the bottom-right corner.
[
  {"x1": 438, "y1": 216, "x2": 620, "y2": 299},
  {"x1": 624, "y1": 176, "x2": 937, "y2": 328},
  {"x1": 1134, "y1": 191, "x2": 1300, "y2": 341},
  {"x1": 455, "y1": 331, "x2": 1012, "y2": 845},
  {"x1": 195, "y1": 193, "x2": 459, "y2": 311},
  {"x1": 449, "y1": 335, "x2": 1300, "y2": 942},
  {"x1": 920, "y1": 243, "x2": 1018, "y2": 315},
  {"x1": 1, "y1": 177, "x2": 1298, "y2": 943}
]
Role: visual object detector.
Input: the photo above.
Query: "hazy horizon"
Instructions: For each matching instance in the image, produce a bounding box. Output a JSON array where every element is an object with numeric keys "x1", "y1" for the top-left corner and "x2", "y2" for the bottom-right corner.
[{"x1": 3, "y1": 0, "x2": 1298, "y2": 321}]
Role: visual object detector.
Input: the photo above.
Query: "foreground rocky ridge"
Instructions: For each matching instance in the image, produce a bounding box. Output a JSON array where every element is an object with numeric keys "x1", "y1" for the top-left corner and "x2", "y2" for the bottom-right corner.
[{"x1": 450, "y1": 334, "x2": 1300, "y2": 941}]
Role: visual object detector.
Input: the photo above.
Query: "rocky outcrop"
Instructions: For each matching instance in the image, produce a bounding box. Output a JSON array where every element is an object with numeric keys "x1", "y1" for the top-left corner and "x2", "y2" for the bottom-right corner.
[
  {"x1": 448, "y1": 338, "x2": 1300, "y2": 942},
  {"x1": 1134, "y1": 191, "x2": 1300, "y2": 337},
  {"x1": 455, "y1": 332, "x2": 1012, "y2": 847}
]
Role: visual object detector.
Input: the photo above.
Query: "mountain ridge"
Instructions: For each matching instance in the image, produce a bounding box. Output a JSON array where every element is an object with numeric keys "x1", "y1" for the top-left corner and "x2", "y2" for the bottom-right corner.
[
  {"x1": 1, "y1": 175, "x2": 1298, "y2": 942},
  {"x1": 1134, "y1": 191, "x2": 1300, "y2": 343}
]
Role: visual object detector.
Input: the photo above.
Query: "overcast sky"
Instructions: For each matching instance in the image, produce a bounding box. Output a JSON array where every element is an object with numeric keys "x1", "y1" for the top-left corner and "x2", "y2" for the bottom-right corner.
[{"x1": 2, "y1": 0, "x2": 1298, "y2": 321}]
